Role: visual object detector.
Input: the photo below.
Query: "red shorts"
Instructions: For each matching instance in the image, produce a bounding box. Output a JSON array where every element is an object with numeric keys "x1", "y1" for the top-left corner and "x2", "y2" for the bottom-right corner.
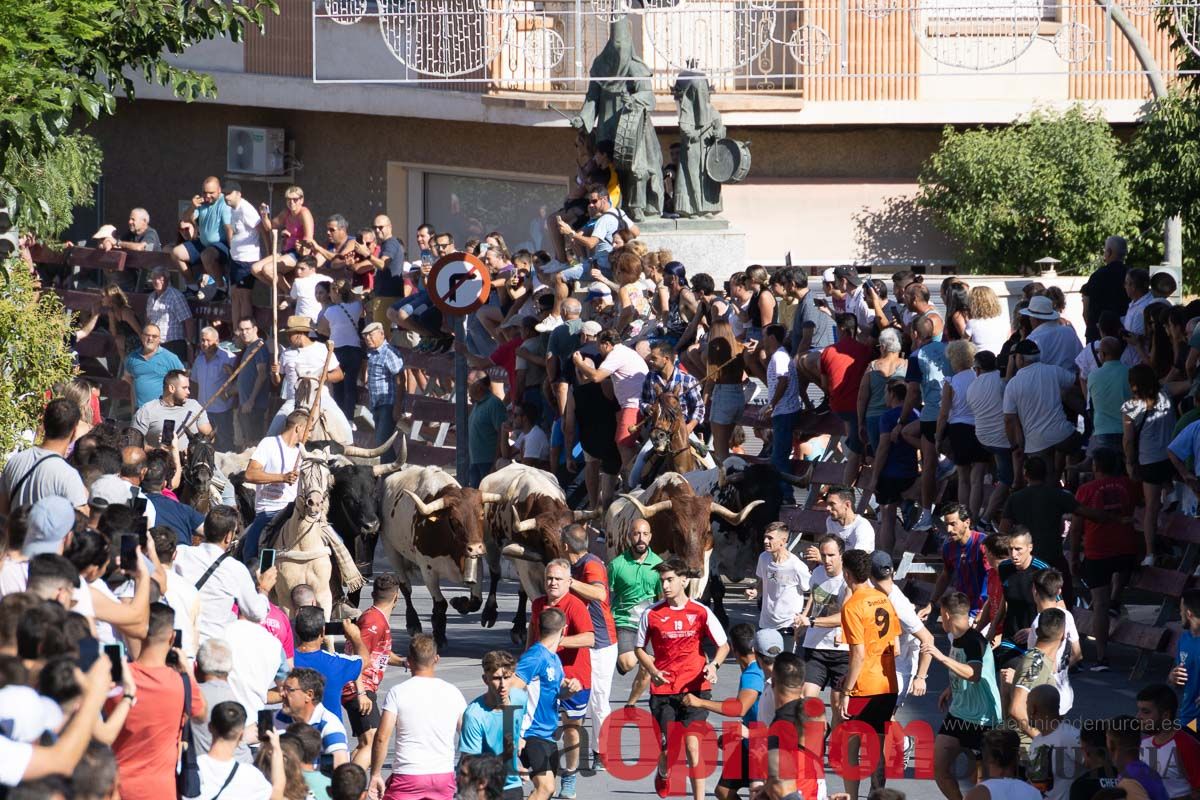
[
  {"x1": 382, "y1": 772, "x2": 456, "y2": 800},
  {"x1": 616, "y1": 407, "x2": 641, "y2": 448}
]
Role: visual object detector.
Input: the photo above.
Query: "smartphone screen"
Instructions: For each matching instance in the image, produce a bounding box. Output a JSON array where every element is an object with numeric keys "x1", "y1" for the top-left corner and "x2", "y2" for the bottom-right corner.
[
  {"x1": 318, "y1": 753, "x2": 335, "y2": 776},
  {"x1": 104, "y1": 643, "x2": 123, "y2": 684},
  {"x1": 77, "y1": 637, "x2": 101, "y2": 672},
  {"x1": 173, "y1": 629, "x2": 183, "y2": 649},
  {"x1": 258, "y1": 709, "x2": 274, "y2": 740},
  {"x1": 136, "y1": 516, "x2": 149, "y2": 548},
  {"x1": 259, "y1": 548, "x2": 276, "y2": 574},
  {"x1": 324, "y1": 621, "x2": 345, "y2": 636},
  {"x1": 161, "y1": 419, "x2": 176, "y2": 444},
  {"x1": 119, "y1": 534, "x2": 138, "y2": 572}
]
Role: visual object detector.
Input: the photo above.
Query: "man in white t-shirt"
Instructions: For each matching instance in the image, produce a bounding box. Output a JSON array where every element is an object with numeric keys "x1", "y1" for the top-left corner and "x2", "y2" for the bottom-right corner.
[
  {"x1": 746, "y1": 521, "x2": 810, "y2": 653},
  {"x1": 223, "y1": 181, "x2": 263, "y2": 332},
  {"x1": 1022, "y1": 296, "x2": 1083, "y2": 373},
  {"x1": 241, "y1": 409, "x2": 307, "y2": 565},
  {"x1": 1027, "y1": 685, "x2": 1083, "y2": 800},
  {"x1": 1002, "y1": 339, "x2": 1080, "y2": 473},
  {"x1": 813, "y1": 485, "x2": 875, "y2": 556},
  {"x1": 573, "y1": 329, "x2": 648, "y2": 472},
  {"x1": 290, "y1": 256, "x2": 333, "y2": 320},
  {"x1": 268, "y1": 316, "x2": 350, "y2": 441},
  {"x1": 369, "y1": 634, "x2": 467, "y2": 800},
  {"x1": 763, "y1": 324, "x2": 802, "y2": 493},
  {"x1": 797, "y1": 535, "x2": 850, "y2": 744},
  {"x1": 198, "y1": 701, "x2": 284, "y2": 800},
  {"x1": 502, "y1": 401, "x2": 551, "y2": 471}
]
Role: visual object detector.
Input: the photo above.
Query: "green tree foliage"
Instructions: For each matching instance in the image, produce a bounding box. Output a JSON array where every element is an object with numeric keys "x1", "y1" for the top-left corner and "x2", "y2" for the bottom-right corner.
[
  {"x1": 0, "y1": 0, "x2": 276, "y2": 237},
  {"x1": 0, "y1": 260, "x2": 76, "y2": 456},
  {"x1": 0, "y1": 0, "x2": 276, "y2": 461},
  {"x1": 917, "y1": 106, "x2": 1138, "y2": 274}
]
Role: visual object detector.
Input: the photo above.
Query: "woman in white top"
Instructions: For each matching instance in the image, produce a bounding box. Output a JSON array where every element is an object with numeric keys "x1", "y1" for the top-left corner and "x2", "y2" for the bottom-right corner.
[
  {"x1": 317, "y1": 279, "x2": 364, "y2": 424},
  {"x1": 936, "y1": 340, "x2": 992, "y2": 520},
  {"x1": 967, "y1": 286, "x2": 1011, "y2": 355}
]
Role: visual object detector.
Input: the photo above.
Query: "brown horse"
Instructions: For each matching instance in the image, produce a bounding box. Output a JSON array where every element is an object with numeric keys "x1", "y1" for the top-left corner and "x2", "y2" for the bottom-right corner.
[{"x1": 633, "y1": 388, "x2": 713, "y2": 488}]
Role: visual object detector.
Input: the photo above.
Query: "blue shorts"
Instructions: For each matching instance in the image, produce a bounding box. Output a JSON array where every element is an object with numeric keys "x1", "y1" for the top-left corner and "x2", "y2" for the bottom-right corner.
[
  {"x1": 837, "y1": 411, "x2": 863, "y2": 455},
  {"x1": 230, "y1": 259, "x2": 254, "y2": 287},
  {"x1": 866, "y1": 415, "x2": 883, "y2": 452},
  {"x1": 710, "y1": 384, "x2": 746, "y2": 425},
  {"x1": 182, "y1": 240, "x2": 229, "y2": 266},
  {"x1": 987, "y1": 445, "x2": 1014, "y2": 486},
  {"x1": 553, "y1": 264, "x2": 586, "y2": 282},
  {"x1": 559, "y1": 688, "x2": 592, "y2": 719}
]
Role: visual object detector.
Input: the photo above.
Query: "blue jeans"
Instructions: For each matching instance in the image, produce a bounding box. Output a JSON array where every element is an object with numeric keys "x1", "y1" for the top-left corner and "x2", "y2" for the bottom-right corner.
[
  {"x1": 372, "y1": 404, "x2": 397, "y2": 449},
  {"x1": 332, "y1": 346, "x2": 363, "y2": 422},
  {"x1": 771, "y1": 411, "x2": 798, "y2": 491},
  {"x1": 242, "y1": 510, "x2": 276, "y2": 566}
]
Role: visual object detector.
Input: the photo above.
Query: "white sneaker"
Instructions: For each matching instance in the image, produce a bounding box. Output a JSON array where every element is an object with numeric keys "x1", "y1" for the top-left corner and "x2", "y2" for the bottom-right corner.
[{"x1": 913, "y1": 510, "x2": 935, "y2": 531}]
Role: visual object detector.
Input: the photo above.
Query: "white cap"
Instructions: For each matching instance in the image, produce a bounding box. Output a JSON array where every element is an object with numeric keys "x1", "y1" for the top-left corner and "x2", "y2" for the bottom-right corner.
[
  {"x1": 581, "y1": 321, "x2": 603, "y2": 336},
  {"x1": 822, "y1": 267, "x2": 836, "y2": 283},
  {"x1": 93, "y1": 224, "x2": 117, "y2": 240}
]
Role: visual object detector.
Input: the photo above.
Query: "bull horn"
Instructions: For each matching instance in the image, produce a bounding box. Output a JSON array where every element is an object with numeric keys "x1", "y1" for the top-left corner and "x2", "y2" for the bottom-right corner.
[
  {"x1": 711, "y1": 499, "x2": 766, "y2": 525},
  {"x1": 372, "y1": 460, "x2": 407, "y2": 478},
  {"x1": 619, "y1": 494, "x2": 673, "y2": 519},
  {"x1": 507, "y1": 504, "x2": 539, "y2": 533},
  {"x1": 502, "y1": 543, "x2": 544, "y2": 562},
  {"x1": 342, "y1": 429, "x2": 401, "y2": 459},
  {"x1": 717, "y1": 464, "x2": 726, "y2": 488},
  {"x1": 404, "y1": 490, "x2": 447, "y2": 516},
  {"x1": 480, "y1": 492, "x2": 504, "y2": 505},
  {"x1": 573, "y1": 509, "x2": 602, "y2": 522},
  {"x1": 723, "y1": 471, "x2": 747, "y2": 485},
  {"x1": 780, "y1": 464, "x2": 814, "y2": 487}
]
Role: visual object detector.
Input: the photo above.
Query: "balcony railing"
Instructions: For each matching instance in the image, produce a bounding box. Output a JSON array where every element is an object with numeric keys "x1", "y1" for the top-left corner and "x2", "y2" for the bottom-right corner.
[{"x1": 301, "y1": 0, "x2": 1190, "y2": 100}]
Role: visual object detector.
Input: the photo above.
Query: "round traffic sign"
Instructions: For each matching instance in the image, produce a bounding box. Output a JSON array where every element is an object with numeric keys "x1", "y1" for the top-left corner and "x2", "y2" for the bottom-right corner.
[{"x1": 428, "y1": 252, "x2": 492, "y2": 316}]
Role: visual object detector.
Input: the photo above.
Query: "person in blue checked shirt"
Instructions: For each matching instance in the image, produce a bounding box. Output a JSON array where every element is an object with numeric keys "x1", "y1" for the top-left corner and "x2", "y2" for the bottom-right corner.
[
  {"x1": 361, "y1": 322, "x2": 405, "y2": 452},
  {"x1": 460, "y1": 650, "x2": 529, "y2": 800},
  {"x1": 640, "y1": 341, "x2": 705, "y2": 434}
]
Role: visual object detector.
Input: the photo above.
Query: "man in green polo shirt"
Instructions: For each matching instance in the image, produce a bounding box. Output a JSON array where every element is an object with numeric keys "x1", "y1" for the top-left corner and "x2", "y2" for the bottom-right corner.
[
  {"x1": 608, "y1": 518, "x2": 662, "y2": 708},
  {"x1": 124, "y1": 323, "x2": 185, "y2": 409},
  {"x1": 467, "y1": 376, "x2": 508, "y2": 488}
]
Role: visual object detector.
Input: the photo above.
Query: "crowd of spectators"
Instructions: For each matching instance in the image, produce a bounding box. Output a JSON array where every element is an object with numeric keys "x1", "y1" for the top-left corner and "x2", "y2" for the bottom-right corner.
[{"x1": 10, "y1": 157, "x2": 1200, "y2": 800}]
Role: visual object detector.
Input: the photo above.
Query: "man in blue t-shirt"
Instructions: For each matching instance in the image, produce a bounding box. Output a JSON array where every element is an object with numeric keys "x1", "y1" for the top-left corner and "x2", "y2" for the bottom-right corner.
[
  {"x1": 172, "y1": 176, "x2": 233, "y2": 284},
  {"x1": 513, "y1": 607, "x2": 582, "y2": 800},
  {"x1": 461, "y1": 650, "x2": 529, "y2": 800},
  {"x1": 680, "y1": 623, "x2": 767, "y2": 798},
  {"x1": 897, "y1": 314, "x2": 949, "y2": 532},
  {"x1": 292, "y1": 606, "x2": 367, "y2": 718},
  {"x1": 1171, "y1": 590, "x2": 1200, "y2": 729}
]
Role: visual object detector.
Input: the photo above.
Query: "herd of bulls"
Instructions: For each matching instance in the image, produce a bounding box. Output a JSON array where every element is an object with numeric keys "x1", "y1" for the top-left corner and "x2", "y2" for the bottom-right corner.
[{"x1": 201, "y1": 433, "x2": 810, "y2": 649}]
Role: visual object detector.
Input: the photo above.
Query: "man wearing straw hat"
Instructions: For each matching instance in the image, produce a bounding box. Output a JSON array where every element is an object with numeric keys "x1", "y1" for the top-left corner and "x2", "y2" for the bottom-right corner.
[{"x1": 267, "y1": 315, "x2": 350, "y2": 441}]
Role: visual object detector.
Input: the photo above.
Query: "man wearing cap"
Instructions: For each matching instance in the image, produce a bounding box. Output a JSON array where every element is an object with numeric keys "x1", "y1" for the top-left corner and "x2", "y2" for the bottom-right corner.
[
  {"x1": 0, "y1": 398, "x2": 88, "y2": 519},
  {"x1": 868, "y1": 550, "x2": 934, "y2": 726},
  {"x1": 192, "y1": 326, "x2": 237, "y2": 452},
  {"x1": 362, "y1": 321, "x2": 406, "y2": 452},
  {"x1": 221, "y1": 181, "x2": 262, "y2": 321},
  {"x1": 124, "y1": 323, "x2": 185, "y2": 410},
  {"x1": 585, "y1": 282, "x2": 616, "y2": 330},
  {"x1": 821, "y1": 267, "x2": 845, "y2": 315},
  {"x1": 573, "y1": 329, "x2": 648, "y2": 474},
  {"x1": 835, "y1": 266, "x2": 875, "y2": 333},
  {"x1": 1003, "y1": 339, "x2": 1081, "y2": 479},
  {"x1": 1023, "y1": 295, "x2": 1083, "y2": 373},
  {"x1": 0, "y1": 496, "x2": 81, "y2": 595},
  {"x1": 268, "y1": 316, "x2": 349, "y2": 440}
]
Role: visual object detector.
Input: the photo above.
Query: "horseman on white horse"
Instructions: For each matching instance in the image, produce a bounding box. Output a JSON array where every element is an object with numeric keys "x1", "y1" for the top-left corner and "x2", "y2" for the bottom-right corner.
[{"x1": 267, "y1": 315, "x2": 354, "y2": 443}]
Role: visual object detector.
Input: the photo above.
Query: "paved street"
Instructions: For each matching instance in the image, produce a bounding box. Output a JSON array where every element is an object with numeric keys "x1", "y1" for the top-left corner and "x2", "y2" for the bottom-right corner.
[{"x1": 359, "y1": 564, "x2": 1172, "y2": 799}]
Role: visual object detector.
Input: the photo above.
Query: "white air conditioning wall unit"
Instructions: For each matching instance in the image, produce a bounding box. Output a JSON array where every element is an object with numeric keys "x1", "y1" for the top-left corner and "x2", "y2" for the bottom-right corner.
[{"x1": 227, "y1": 126, "x2": 286, "y2": 176}]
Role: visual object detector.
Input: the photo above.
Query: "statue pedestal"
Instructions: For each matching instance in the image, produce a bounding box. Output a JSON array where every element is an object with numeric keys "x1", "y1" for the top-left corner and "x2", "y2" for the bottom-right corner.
[{"x1": 635, "y1": 217, "x2": 746, "y2": 285}]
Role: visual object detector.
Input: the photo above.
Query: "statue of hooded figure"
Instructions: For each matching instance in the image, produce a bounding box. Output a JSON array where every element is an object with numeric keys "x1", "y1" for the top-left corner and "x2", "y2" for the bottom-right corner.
[
  {"x1": 573, "y1": 17, "x2": 664, "y2": 221},
  {"x1": 671, "y1": 70, "x2": 725, "y2": 217}
]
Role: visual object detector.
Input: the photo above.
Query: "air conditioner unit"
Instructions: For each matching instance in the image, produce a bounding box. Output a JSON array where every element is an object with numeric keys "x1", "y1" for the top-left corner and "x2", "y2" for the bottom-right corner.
[{"x1": 227, "y1": 126, "x2": 286, "y2": 176}]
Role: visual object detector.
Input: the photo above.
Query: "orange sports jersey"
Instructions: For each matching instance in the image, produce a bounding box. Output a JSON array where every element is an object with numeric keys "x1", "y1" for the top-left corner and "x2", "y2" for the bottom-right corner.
[{"x1": 841, "y1": 587, "x2": 900, "y2": 697}]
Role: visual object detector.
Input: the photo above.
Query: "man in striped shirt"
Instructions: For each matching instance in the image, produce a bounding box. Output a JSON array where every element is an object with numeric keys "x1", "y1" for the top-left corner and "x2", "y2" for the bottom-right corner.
[
  {"x1": 275, "y1": 667, "x2": 349, "y2": 767},
  {"x1": 923, "y1": 504, "x2": 988, "y2": 620}
]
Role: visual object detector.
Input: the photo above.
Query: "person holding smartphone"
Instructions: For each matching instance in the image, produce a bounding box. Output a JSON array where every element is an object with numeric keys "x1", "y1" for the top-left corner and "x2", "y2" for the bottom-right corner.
[
  {"x1": 106, "y1": 603, "x2": 206, "y2": 800},
  {"x1": 293, "y1": 606, "x2": 369, "y2": 721}
]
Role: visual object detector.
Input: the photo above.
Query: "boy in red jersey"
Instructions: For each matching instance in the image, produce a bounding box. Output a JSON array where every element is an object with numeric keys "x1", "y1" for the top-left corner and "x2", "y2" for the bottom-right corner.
[{"x1": 636, "y1": 556, "x2": 730, "y2": 800}]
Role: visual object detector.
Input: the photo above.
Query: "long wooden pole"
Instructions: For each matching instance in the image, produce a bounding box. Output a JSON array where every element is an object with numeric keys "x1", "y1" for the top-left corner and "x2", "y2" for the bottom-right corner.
[
  {"x1": 271, "y1": 228, "x2": 280, "y2": 368},
  {"x1": 174, "y1": 340, "x2": 265, "y2": 443},
  {"x1": 293, "y1": 340, "x2": 335, "y2": 472}
]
